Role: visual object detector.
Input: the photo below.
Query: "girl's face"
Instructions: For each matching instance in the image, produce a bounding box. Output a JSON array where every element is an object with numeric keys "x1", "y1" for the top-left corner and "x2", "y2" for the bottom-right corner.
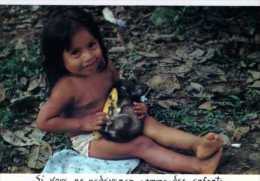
[{"x1": 63, "y1": 27, "x2": 103, "y2": 76}]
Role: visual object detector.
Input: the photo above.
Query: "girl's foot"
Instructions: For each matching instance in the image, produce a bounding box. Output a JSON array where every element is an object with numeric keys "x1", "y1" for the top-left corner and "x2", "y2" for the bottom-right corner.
[
  {"x1": 195, "y1": 133, "x2": 224, "y2": 159},
  {"x1": 200, "y1": 148, "x2": 222, "y2": 174}
]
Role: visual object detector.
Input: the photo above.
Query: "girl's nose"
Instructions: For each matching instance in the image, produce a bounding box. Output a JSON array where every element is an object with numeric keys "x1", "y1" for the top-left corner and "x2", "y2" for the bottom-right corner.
[{"x1": 81, "y1": 50, "x2": 93, "y2": 65}]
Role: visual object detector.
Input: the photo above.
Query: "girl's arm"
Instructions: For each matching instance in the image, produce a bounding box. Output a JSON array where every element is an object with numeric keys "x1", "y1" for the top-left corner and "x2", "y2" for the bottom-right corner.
[
  {"x1": 108, "y1": 60, "x2": 119, "y2": 81},
  {"x1": 36, "y1": 79, "x2": 106, "y2": 132}
]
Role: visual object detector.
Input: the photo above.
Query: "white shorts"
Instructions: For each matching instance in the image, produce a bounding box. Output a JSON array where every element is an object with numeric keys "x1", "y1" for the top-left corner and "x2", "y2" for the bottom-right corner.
[{"x1": 70, "y1": 132, "x2": 101, "y2": 157}]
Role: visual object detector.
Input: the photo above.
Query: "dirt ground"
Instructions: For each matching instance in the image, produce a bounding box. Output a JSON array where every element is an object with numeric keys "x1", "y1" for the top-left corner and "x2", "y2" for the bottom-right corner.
[{"x1": 0, "y1": 6, "x2": 260, "y2": 174}]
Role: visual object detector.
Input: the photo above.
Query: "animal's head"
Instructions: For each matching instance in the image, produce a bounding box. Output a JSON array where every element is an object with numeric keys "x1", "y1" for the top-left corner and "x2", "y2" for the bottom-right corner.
[
  {"x1": 115, "y1": 79, "x2": 148, "y2": 102},
  {"x1": 100, "y1": 114, "x2": 137, "y2": 142}
]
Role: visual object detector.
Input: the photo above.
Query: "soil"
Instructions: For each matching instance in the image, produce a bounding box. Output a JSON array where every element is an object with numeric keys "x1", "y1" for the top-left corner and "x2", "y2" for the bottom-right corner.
[{"x1": 0, "y1": 6, "x2": 260, "y2": 174}]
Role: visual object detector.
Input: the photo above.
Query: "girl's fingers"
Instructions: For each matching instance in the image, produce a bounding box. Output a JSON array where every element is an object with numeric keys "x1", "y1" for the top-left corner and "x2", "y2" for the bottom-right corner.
[
  {"x1": 137, "y1": 115, "x2": 145, "y2": 119},
  {"x1": 133, "y1": 106, "x2": 145, "y2": 112},
  {"x1": 94, "y1": 126, "x2": 102, "y2": 130},
  {"x1": 133, "y1": 106, "x2": 142, "y2": 110},
  {"x1": 95, "y1": 112, "x2": 107, "y2": 117},
  {"x1": 134, "y1": 110, "x2": 145, "y2": 114}
]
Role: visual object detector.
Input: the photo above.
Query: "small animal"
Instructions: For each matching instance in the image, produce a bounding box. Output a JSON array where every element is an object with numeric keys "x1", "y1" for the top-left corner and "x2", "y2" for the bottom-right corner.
[{"x1": 100, "y1": 79, "x2": 149, "y2": 142}]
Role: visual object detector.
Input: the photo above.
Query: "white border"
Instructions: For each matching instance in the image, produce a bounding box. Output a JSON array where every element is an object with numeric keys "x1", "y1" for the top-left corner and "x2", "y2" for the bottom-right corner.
[
  {"x1": 1, "y1": 174, "x2": 260, "y2": 181},
  {"x1": 1, "y1": 0, "x2": 260, "y2": 6}
]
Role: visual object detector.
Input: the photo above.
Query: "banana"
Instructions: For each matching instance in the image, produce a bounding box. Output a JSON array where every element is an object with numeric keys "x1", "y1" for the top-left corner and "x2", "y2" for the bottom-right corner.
[
  {"x1": 92, "y1": 88, "x2": 118, "y2": 139},
  {"x1": 103, "y1": 88, "x2": 118, "y2": 115}
]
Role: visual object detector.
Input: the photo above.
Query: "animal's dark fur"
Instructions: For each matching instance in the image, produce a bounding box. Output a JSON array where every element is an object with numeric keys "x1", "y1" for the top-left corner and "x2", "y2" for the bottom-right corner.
[{"x1": 100, "y1": 79, "x2": 148, "y2": 142}]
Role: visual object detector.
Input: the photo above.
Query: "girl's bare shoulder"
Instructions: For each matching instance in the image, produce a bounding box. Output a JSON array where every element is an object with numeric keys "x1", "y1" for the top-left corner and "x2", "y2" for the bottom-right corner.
[
  {"x1": 49, "y1": 76, "x2": 77, "y2": 101},
  {"x1": 107, "y1": 60, "x2": 119, "y2": 80}
]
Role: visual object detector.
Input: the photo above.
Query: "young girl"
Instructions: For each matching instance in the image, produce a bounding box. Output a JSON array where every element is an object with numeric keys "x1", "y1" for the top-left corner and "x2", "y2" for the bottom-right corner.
[{"x1": 37, "y1": 7, "x2": 223, "y2": 174}]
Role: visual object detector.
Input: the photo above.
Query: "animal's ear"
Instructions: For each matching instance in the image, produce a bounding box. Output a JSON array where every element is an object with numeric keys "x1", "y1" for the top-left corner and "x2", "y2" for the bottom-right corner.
[{"x1": 131, "y1": 82, "x2": 148, "y2": 99}]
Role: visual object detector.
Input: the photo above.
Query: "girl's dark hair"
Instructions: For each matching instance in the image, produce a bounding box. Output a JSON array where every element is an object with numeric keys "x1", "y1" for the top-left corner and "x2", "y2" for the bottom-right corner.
[{"x1": 41, "y1": 7, "x2": 108, "y2": 91}]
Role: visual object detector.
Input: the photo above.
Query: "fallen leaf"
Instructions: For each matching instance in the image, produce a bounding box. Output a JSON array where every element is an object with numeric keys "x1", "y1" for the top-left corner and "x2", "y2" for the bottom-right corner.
[
  {"x1": 248, "y1": 153, "x2": 260, "y2": 166},
  {"x1": 9, "y1": 95, "x2": 39, "y2": 111},
  {"x1": 0, "y1": 46, "x2": 12, "y2": 59},
  {"x1": 176, "y1": 47, "x2": 189, "y2": 59},
  {"x1": 189, "y1": 82, "x2": 204, "y2": 92},
  {"x1": 254, "y1": 34, "x2": 260, "y2": 45},
  {"x1": 196, "y1": 65, "x2": 225, "y2": 79},
  {"x1": 249, "y1": 81, "x2": 260, "y2": 89},
  {"x1": 189, "y1": 48, "x2": 205, "y2": 58},
  {"x1": 247, "y1": 51, "x2": 260, "y2": 62},
  {"x1": 246, "y1": 77, "x2": 254, "y2": 84},
  {"x1": 15, "y1": 38, "x2": 27, "y2": 50},
  {"x1": 137, "y1": 51, "x2": 160, "y2": 58},
  {"x1": 160, "y1": 58, "x2": 176, "y2": 64},
  {"x1": 219, "y1": 133, "x2": 231, "y2": 145},
  {"x1": 20, "y1": 77, "x2": 28, "y2": 87},
  {"x1": 254, "y1": 132, "x2": 260, "y2": 144},
  {"x1": 102, "y1": 7, "x2": 126, "y2": 27},
  {"x1": 172, "y1": 61, "x2": 193, "y2": 77},
  {"x1": 0, "y1": 83, "x2": 6, "y2": 103},
  {"x1": 148, "y1": 74, "x2": 180, "y2": 94},
  {"x1": 8, "y1": 166, "x2": 34, "y2": 173},
  {"x1": 158, "y1": 99, "x2": 178, "y2": 109},
  {"x1": 232, "y1": 126, "x2": 250, "y2": 141},
  {"x1": 27, "y1": 141, "x2": 52, "y2": 169},
  {"x1": 199, "y1": 48, "x2": 216, "y2": 63},
  {"x1": 250, "y1": 119, "x2": 260, "y2": 131},
  {"x1": 0, "y1": 127, "x2": 45, "y2": 146},
  {"x1": 109, "y1": 46, "x2": 126, "y2": 53},
  {"x1": 27, "y1": 78, "x2": 41, "y2": 92},
  {"x1": 240, "y1": 61, "x2": 247, "y2": 68},
  {"x1": 226, "y1": 121, "x2": 236, "y2": 133},
  {"x1": 248, "y1": 70, "x2": 260, "y2": 80},
  {"x1": 241, "y1": 112, "x2": 258, "y2": 122},
  {"x1": 31, "y1": 5, "x2": 40, "y2": 11},
  {"x1": 102, "y1": 7, "x2": 117, "y2": 24},
  {"x1": 198, "y1": 101, "x2": 216, "y2": 111},
  {"x1": 208, "y1": 84, "x2": 226, "y2": 94}
]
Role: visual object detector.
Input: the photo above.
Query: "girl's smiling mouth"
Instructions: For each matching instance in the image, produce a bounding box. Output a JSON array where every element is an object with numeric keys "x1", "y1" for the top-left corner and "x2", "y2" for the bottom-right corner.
[{"x1": 84, "y1": 58, "x2": 99, "y2": 67}]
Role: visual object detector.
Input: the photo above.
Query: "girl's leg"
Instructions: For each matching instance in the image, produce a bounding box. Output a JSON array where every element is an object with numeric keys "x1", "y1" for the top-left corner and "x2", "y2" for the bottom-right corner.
[
  {"x1": 143, "y1": 116, "x2": 223, "y2": 159},
  {"x1": 89, "y1": 136, "x2": 222, "y2": 174}
]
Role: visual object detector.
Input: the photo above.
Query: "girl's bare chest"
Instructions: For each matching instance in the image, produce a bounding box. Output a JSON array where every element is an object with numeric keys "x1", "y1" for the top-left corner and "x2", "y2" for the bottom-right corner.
[{"x1": 71, "y1": 72, "x2": 114, "y2": 115}]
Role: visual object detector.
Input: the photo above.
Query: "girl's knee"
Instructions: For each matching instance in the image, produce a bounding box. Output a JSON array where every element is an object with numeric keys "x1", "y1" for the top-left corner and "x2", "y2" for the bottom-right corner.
[
  {"x1": 143, "y1": 116, "x2": 161, "y2": 137},
  {"x1": 131, "y1": 136, "x2": 157, "y2": 155}
]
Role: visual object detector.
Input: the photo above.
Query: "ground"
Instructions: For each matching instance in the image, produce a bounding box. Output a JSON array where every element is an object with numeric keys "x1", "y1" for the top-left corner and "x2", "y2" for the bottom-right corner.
[{"x1": 0, "y1": 6, "x2": 260, "y2": 174}]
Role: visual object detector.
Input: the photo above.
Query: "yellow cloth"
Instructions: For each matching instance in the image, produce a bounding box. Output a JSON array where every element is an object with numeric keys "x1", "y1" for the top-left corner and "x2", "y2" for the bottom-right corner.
[{"x1": 92, "y1": 88, "x2": 118, "y2": 139}]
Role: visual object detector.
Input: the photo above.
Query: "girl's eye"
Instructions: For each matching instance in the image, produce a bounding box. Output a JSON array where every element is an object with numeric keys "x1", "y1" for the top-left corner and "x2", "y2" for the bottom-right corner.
[
  {"x1": 87, "y1": 42, "x2": 98, "y2": 49},
  {"x1": 70, "y1": 49, "x2": 81, "y2": 57}
]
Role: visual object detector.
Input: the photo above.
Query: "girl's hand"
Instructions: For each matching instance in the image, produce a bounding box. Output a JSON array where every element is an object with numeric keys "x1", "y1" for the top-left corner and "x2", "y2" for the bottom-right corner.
[
  {"x1": 81, "y1": 112, "x2": 107, "y2": 131},
  {"x1": 133, "y1": 102, "x2": 148, "y2": 120}
]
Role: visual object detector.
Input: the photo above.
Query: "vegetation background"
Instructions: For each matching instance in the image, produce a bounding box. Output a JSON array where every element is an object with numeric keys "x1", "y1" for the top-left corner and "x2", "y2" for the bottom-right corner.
[{"x1": 0, "y1": 6, "x2": 260, "y2": 173}]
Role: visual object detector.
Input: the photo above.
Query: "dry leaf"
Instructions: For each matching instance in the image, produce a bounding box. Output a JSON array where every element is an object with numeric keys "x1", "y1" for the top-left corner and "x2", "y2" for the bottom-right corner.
[
  {"x1": 0, "y1": 127, "x2": 45, "y2": 146},
  {"x1": 189, "y1": 82, "x2": 204, "y2": 92},
  {"x1": 248, "y1": 70, "x2": 260, "y2": 80},
  {"x1": 249, "y1": 80, "x2": 260, "y2": 89},
  {"x1": 0, "y1": 83, "x2": 6, "y2": 103},
  {"x1": 247, "y1": 52, "x2": 260, "y2": 62},
  {"x1": 172, "y1": 61, "x2": 193, "y2": 77},
  {"x1": 137, "y1": 51, "x2": 160, "y2": 58},
  {"x1": 27, "y1": 141, "x2": 52, "y2": 169},
  {"x1": 199, "y1": 48, "x2": 216, "y2": 63},
  {"x1": 198, "y1": 101, "x2": 216, "y2": 111},
  {"x1": 109, "y1": 47, "x2": 126, "y2": 53},
  {"x1": 219, "y1": 133, "x2": 231, "y2": 145},
  {"x1": 148, "y1": 74, "x2": 180, "y2": 94},
  {"x1": 232, "y1": 126, "x2": 250, "y2": 141},
  {"x1": 102, "y1": 7, "x2": 117, "y2": 24},
  {"x1": 189, "y1": 48, "x2": 205, "y2": 58},
  {"x1": 27, "y1": 78, "x2": 41, "y2": 92},
  {"x1": 158, "y1": 100, "x2": 178, "y2": 109}
]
